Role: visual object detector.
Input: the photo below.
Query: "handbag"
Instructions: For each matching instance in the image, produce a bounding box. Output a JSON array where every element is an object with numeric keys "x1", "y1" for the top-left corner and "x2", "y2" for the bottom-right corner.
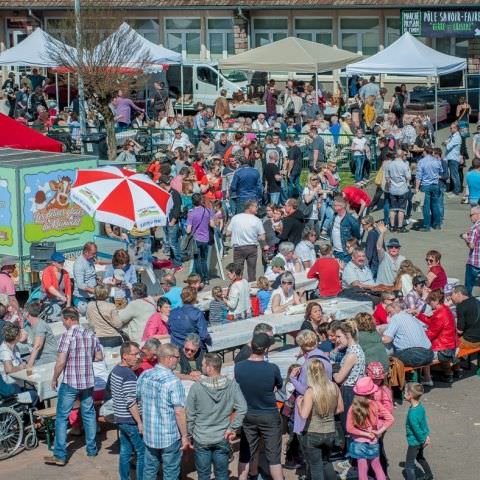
[
  {"x1": 95, "y1": 301, "x2": 130, "y2": 343},
  {"x1": 298, "y1": 189, "x2": 315, "y2": 219},
  {"x1": 181, "y1": 207, "x2": 207, "y2": 261}
]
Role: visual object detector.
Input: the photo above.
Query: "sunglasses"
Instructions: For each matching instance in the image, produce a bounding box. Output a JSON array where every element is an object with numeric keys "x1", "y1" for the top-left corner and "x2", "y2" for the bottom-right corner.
[
  {"x1": 282, "y1": 281, "x2": 293, "y2": 285},
  {"x1": 425, "y1": 258, "x2": 435, "y2": 263},
  {"x1": 387, "y1": 246, "x2": 400, "y2": 250},
  {"x1": 184, "y1": 347, "x2": 197, "y2": 353}
]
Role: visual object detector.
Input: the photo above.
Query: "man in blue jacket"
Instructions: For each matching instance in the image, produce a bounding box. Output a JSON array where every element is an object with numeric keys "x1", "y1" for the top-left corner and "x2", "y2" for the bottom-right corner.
[
  {"x1": 328, "y1": 195, "x2": 361, "y2": 262},
  {"x1": 230, "y1": 157, "x2": 263, "y2": 214}
]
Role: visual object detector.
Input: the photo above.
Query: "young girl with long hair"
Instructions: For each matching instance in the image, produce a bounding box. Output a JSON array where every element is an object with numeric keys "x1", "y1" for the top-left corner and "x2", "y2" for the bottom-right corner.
[
  {"x1": 296, "y1": 359, "x2": 344, "y2": 480},
  {"x1": 346, "y1": 377, "x2": 394, "y2": 480}
]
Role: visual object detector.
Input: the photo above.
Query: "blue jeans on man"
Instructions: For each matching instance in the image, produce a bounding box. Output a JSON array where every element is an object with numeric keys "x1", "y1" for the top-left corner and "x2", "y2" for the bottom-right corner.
[
  {"x1": 53, "y1": 383, "x2": 97, "y2": 461},
  {"x1": 465, "y1": 263, "x2": 480, "y2": 296},
  {"x1": 421, "y1": 184, "x2": 442, "y2": 230},
  {"x1": 393, "y1": 347, "x2": 434, "y2": 367},
  {"x1": 353, "y1": 154, "x2": 365, "y2": 183},
  {"x1": 269, "y1": 192, "x2": 281, "y2": 205},
  {"x1": 448, "y1": 159, "x2": 462, "y2": 194},
  {"x1": 194, "y1": 440, "x2": 231, "y2": 480},
  {"x1": 319, "y1": 197, "x2": 334, "y2": 233},
  {"x1": 143, "y1": 439, "x2": 182, "y2": 480},
  {"x1": 194, "y1": 240, "x2": 210, "y2": 283},
  {"x1": 288, "y1": 172, "x2": 302, "y2": 198},
  {"x1": 167, "y1": 222, "x2": 182, "y2": 267},
  {"x1": 118, "y1": 423, "x2": 145, "y2": 480}
]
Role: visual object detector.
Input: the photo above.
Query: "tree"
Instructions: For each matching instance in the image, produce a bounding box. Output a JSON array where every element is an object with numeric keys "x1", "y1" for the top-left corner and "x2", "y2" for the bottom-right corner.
[{"x1": 46, "y1": 8, "x2": 151, "y2": 160}]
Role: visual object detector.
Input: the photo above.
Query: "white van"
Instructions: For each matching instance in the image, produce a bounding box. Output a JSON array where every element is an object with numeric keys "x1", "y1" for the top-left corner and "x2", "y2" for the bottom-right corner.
[{"x1": 166, "y1": 62, "x2": 248, "y2": 109}]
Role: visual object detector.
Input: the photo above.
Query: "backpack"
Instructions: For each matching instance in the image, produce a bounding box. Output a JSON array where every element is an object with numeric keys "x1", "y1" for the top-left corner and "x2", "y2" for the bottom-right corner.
[{"x1": 391, "y1": 95, "x2": 403, "y2": 115}]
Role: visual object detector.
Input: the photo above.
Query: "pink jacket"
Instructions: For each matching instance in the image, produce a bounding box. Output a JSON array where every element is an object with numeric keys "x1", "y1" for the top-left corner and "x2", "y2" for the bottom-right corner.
[
  {"x1": 142, "y1": 312, "x2": 168, "y2": 341},
  {"x1": 346, "y1": 399, "x2": 394, "y2": 444},
  {"x1": 372, "y1": 386, "x2": 393, "y2": 416}
]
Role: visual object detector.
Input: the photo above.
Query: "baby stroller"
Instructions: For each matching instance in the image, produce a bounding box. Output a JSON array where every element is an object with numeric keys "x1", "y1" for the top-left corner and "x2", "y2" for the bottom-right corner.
[{"x1": 0, "y1": 394, "x2": 38, "y2": 459}]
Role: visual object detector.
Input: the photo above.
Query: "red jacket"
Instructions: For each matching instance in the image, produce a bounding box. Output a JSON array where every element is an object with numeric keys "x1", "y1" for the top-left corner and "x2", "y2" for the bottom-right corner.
[{"x1": 417, "y1": 304, "x2": 457, "y2": 351}]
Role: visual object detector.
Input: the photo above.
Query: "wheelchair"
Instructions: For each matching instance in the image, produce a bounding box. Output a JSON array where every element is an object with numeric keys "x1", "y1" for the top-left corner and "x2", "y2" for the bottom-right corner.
[{"x1": 0, "y1": 395, "x2": 38, "y2": 460}]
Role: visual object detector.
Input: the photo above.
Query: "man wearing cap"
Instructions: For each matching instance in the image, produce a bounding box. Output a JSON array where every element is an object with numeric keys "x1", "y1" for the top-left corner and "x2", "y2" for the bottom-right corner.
[
  {"x1": 404, "y1": 275, "x2": 428, "y2": 314},
  {"x1": 234, "y1": 332, "x2": 284, "y2": 480},
  {"x1": 42, "y1": 252, "x2": 71, "y2": 307},
  {"x1": 73, "y1": 242, "x2": 97, "y2": 314},
  {"x1": 376, "y1": 222, "x2": 406, "y2": 286}
]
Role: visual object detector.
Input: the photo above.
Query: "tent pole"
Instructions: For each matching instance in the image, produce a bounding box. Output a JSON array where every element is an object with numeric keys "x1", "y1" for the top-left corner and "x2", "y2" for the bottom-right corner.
[
  {"x1": 181, "y1": 63, "x2": 184, "y2": 117},
  {"x1": 55, "y1": 72, "x2": 59, "y2": 110},
  {"x1": 465, "y1": 68, "x2": 469, "y2": 128},
  {"x1": 67, "y1": 72, "x2": 70, "y2": 108},
  {"x1": 434, "y1": 76, "x2": 438, "y2": 132},
  {"x1": 315, "y1": 67, "x2": 319, "y2": 103}
]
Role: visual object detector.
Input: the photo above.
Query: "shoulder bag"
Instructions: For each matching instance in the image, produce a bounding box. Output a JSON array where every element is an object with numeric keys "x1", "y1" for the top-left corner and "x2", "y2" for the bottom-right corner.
[
  {"x1": 181, "y1": 207, "x2": 206, "y2": 261},
  {"x1": 95, "y1": 300, "x2": 130, "y2": 343}
]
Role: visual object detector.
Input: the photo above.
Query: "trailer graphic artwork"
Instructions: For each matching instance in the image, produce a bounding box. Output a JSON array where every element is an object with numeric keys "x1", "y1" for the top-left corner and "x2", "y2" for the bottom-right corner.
[
  {"x1": 0, "y1": 178, "x2": 13, "y2": 246},
  {"x1": 23, "y1": 169, "x2": 95, "y2": 242}
]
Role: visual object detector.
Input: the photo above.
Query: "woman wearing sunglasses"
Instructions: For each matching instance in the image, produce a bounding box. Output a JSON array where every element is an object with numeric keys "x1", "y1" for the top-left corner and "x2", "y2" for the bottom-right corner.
[
  {"x1": 425, "y1": 250, "x2": 447, "y2": 291},
  {"x1": 265, "y1": 271, "x2": 301, "y2": 314}
]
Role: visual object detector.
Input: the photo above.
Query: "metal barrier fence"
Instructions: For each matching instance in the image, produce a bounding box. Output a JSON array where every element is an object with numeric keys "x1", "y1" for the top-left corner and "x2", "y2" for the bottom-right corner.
[{"x1": 48, "y1": 125, "x2": 379, "y2": 172}]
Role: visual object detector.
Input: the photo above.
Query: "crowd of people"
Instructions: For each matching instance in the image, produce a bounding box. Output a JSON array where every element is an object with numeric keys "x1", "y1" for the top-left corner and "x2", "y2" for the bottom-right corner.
[{"x1": 1, "y1": 72, "x2": 480, "y2": 480}]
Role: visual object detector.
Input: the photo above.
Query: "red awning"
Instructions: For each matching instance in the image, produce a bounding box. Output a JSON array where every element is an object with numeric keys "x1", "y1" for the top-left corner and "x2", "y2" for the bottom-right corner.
[{"x1": 0, "y1": 113, "x2": 63, "y2": 153}]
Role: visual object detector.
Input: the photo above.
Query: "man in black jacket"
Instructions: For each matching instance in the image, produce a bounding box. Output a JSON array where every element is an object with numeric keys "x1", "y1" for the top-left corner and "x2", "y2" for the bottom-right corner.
[
  {"x1": 159, "y1": 176, "x2": 183, "y2": 270},
  {"x1": 276, "y1": 198, "x2": 304, "y2": 245}
]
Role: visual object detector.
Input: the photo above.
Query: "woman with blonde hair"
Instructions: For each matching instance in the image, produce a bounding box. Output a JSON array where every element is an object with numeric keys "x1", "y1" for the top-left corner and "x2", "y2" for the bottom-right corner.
[
  {"x1": 289, "y1": 329, "x2": 332, "y2": 438},
  {"x1": 393, "y1": 260, "x2": 423, "y2": 297},
  {"x1": 296, "y1": 359, "x2": 344, "y2": 479},
  {"x1": 302, "y1": 172, "x2": 324, "y2": 233}
]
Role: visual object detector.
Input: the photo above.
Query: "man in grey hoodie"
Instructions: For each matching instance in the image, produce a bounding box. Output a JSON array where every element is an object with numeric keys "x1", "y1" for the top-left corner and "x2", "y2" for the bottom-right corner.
[{"x1": 186, "y1": 353, "x2": 247, "y2": 480}]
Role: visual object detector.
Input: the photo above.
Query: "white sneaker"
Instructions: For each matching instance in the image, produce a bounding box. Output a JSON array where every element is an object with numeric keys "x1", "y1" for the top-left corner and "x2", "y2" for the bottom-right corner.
[{"x1": 421, "y1": 380, "x2": 434, "y2": 387}]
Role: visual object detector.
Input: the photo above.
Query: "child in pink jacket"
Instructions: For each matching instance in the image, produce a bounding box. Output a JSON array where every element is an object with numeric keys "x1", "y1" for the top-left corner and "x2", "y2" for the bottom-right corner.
[
  {"x1": 346, "y1": 376, "x2": 395, "y2": 480},
  {"x1": 367, "y1": 362, "x2": 394, "y2": 477}
]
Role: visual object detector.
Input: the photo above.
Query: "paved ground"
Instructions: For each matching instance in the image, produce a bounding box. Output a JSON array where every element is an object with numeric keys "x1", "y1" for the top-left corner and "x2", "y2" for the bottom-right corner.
[{"x1": 2, "y1": 126, "x2": 480, "y2": 479}]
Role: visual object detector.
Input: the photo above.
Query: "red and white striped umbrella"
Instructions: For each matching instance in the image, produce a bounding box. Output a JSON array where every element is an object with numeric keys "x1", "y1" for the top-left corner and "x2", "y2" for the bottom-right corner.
[{"x1": 71, "y1": 166, "x2": 172, "y2": 230}]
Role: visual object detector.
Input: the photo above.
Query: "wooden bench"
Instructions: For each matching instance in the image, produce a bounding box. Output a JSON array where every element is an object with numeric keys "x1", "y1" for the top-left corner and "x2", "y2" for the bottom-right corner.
[
  {"x1": 33, "y1": 406, "x2": 56, "y2": 450},
  {"x1": 401, "y1": 345, "x2": 480, "y2": 382}
]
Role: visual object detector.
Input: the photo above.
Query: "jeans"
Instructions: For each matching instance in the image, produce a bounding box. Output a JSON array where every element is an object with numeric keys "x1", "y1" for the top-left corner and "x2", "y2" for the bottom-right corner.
[
  {"x1": 299, "y1": 432, "x2": 336, "y2": 480},
  {"x1": 319, "y1": 198, "x2": 334, "y2": 232},
  {"x1": 143, "y1": 439, "x2": 182, "y2": 480},
  {"x1": 54, "y1": 383, "x2": 97, "y2": 461},
  {"x1": 421, "y1": 184, "x2": 441, "y2": 229},
  {"x1": 465, "y1": 263, "x2": 480, "y2": 296},
  {"x1": 194, "y1": 439, "x2": 231, "y2": 480},
  {"x1": 334, "y1": 250, "x2": 351, "y2": 264},
  {"x1": 167, "y1": 222, "x2": 182, "y2": 267},
  {"x1": 233, "y1": 244, "x2": 258, "y2": 282},
  {"x1": 394, "y1": 347, "x2": 434, "y2": 367},
  {"x1": 354, "y1": 154, "x2": 366, "y2": 183},
  {"x1": 280, "y1": 178, "x2": 289, "y2": 205},
  {"x1": 438, "y1": 182, "x2": 446, "y2": 222},
  {"x1": 269, "y1": 192, "x2": 281, "y2": 205},
  {"x1": 289, "y1": 172, "x2": 302, "y2": 198},
  {"x1": 194, "y1": 241, "x2": 210, "y2": 282},
  {"x1": 118, "y1": 423, "x2": 145, "y2": 480},
  {"x1": 448, "y1": 159, "x2": 462, "y2": 194},
  {"x1": 383, "y1": 193, "x2": 390, "y2": 224}
]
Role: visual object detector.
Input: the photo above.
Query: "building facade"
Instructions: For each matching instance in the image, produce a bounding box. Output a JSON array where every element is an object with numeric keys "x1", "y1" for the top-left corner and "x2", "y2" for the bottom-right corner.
[{"x1": 0, "y1": 1, "x2": 478, "y2": 72}]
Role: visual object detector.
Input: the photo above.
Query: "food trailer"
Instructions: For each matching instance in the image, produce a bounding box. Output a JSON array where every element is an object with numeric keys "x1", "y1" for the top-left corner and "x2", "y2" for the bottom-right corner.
[{"x1": 0, "y1": 148, "x2": 98, "y2": 290}]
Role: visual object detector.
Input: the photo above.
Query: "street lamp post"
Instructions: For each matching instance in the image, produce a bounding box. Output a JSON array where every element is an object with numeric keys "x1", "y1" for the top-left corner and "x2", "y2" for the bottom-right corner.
[{"x1": 74, "y1": 0, "x2": 87, "y2": 153}]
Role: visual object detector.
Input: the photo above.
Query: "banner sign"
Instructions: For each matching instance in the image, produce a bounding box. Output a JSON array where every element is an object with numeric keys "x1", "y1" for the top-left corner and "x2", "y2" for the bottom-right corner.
[{"x1": 402, "y1": 10, "x2": 480, "y2": 38}]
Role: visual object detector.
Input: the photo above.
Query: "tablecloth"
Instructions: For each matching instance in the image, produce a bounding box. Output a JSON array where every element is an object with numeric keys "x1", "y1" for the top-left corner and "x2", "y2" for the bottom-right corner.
[{"x1": 207, "y1": 298, "x2": 372, "y2": 352}]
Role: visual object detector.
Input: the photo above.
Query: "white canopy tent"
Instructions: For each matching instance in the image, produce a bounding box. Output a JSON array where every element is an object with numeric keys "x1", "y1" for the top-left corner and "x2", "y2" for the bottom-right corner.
[
  {"x1": 0, "y1": 28, "x2": 74, "y2": 67},
  {"x1": 94, "y1": 22, "x2": 182, "y2": 66},
  {"x1": 346, "y1": 32, "x2": 467, "y2": 128},
  {"x1": 0, "y1": 28, "x2": 77, "y2": 107}
]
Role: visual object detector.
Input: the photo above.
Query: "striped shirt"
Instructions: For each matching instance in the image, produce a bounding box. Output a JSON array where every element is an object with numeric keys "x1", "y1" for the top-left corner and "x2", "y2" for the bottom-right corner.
[
  {"x1": 209, "y1": 299, "x2": 227, "y2": 324},
  {"x1": 137, "y1": 364, "x2": 186, "y2": 449},
  {"x1": 58, "y1": 325, "x2": 102, "y2": 390},
  {"x1": 467, "y1": 220, "x2": 480, "y2": 268},
  {"x1": 384, "y1": 311, "x2": 431, "y2": 351},
  {"x1": 110, "y1": 365, "x2": 138, "y2": 424}
]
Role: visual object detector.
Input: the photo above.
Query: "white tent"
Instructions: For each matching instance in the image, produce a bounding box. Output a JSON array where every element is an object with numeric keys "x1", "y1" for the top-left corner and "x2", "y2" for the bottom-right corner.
[
  {"x1": 346, "y1": 32, "x2": 467, "y2": 128},
  {"x1": 346, "y1": 32, "x2": 466, "y2": 76},
  {"x1": 0, "y1": 28, "x2": 72, "y2": 67},
  {"x1": 94, "y1": 22, "x2": 182, "y2": 66}
]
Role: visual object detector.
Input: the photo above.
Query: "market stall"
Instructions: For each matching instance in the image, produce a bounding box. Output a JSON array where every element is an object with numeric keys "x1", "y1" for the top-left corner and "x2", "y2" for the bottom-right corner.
[
  {"x1": 346, "y1": 32, "x2": 467, "y2": 128},
  {"x1": 218, "y1": 36, "x2": 362, "y2": 110}
]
